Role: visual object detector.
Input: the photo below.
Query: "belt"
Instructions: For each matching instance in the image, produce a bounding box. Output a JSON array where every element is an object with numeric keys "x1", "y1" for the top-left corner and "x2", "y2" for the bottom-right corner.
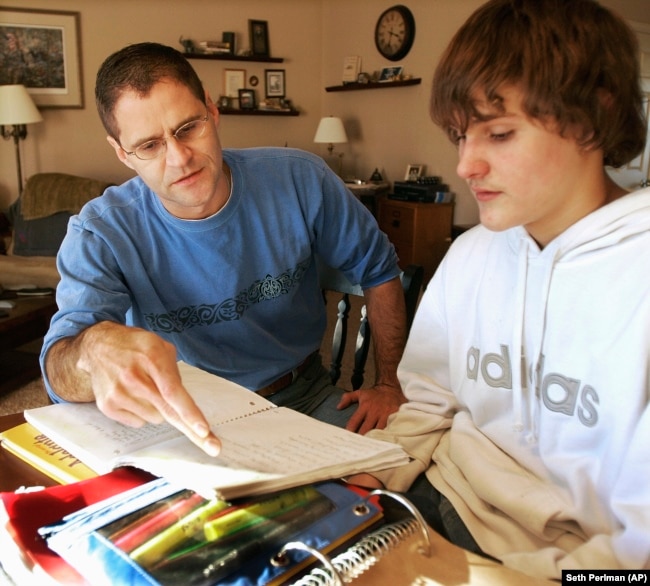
[{"x1": 256, "y1": 351, "x2": 318, "y2": 397}]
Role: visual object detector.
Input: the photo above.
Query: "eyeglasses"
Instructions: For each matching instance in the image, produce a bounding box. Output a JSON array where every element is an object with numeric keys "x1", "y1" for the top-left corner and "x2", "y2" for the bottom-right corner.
[{"x1": 122, "y1": 112, "x2": 209, "y2": 160}]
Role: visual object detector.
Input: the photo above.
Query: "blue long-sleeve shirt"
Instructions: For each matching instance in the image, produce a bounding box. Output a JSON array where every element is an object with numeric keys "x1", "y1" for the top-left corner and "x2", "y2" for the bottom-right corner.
[{"x1": 41, "y1": 147, "x2": 399, "y2": 400}]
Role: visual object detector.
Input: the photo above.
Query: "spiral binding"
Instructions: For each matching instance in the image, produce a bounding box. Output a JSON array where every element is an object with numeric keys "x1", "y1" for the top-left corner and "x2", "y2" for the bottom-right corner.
[{"x1": 287, "y1": 517, "x2": 420, "y2": 585}]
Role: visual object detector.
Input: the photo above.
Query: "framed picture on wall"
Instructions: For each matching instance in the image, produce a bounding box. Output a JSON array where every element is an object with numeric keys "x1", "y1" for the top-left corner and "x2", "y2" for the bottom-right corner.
[
  {"x1": 0, "y1": 7, "x2": 83, "y2": 108},
  {"x1": 264, "y1": 69, "x2": 285, "y2": 98},
  {"x1": 224, "y1": 69, "x2": 246, "y2": 98},
  {"x1": 249, "y1": 19, "x2": 269, "y2": 57}
]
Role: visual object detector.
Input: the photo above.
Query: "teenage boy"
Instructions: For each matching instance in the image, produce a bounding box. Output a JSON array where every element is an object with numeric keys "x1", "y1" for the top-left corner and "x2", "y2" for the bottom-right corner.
[{"x1": 349, "y1": 0, "x2": 649, "y2": 578}]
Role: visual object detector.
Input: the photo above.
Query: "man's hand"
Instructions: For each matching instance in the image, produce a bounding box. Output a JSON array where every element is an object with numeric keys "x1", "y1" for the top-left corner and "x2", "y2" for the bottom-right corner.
[
  {"x1": 45, "y1": 322, "x2": 221, "y2": 457},
  {"x1": 337, "y1": 382, "x2": 406, "y2": 434}
]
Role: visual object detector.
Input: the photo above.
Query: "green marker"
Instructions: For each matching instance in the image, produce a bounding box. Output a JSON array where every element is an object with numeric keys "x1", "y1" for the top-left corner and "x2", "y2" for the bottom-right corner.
[{"x1": 203, "y1": 485, "x2": 318, "y2": 542}]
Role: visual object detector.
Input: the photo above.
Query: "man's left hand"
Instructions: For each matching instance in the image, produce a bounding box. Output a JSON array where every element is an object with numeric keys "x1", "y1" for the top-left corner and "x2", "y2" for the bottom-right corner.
[{"x1": 337, "y1": 384, "x2": 406, "y2": 434}]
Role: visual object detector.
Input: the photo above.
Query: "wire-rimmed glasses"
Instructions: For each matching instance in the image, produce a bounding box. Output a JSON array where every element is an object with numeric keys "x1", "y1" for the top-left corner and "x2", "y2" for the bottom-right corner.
[{"x1": 121, "y1": 112, "x2": 209, "y2": 160}]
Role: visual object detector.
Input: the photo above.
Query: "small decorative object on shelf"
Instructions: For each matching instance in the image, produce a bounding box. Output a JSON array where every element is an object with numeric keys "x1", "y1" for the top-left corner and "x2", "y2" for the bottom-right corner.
[
  {"x1": 265, "y1": 69, "x2": 285, "y2": 99},
  {"x1": 342, "y1": 56, "x2": 361, "y2": 84},
  {"x1": 258, "y1": 98, "x2": 294, "y2": 112},
  {"x1": 379, "y1": 66, "x2": 403, "y2": 82},
  {"x1": 179, "y1": 36, "x2": 194, "y2": 54},
  {"x1": 249, "y1": 19, "x2": 270, "y2": 57},
  {"x1": 197, "y1": 40, "x2": 231, "y2": 55},
  {"x1": 238, "y1": 88, "x2": 256, "y2": 110},
  {"x1": 222, "y1": 32, "x2": 235, "y2": 55}
]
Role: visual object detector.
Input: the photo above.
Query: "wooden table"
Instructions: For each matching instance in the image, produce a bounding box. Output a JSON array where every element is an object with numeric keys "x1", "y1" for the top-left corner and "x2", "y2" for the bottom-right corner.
[
  {"x1": 0, "y1": 294, "x2": 56, "y2": 395},
  {"x1": 0, "y1": 294, "x2": 56, "y2": 352}
]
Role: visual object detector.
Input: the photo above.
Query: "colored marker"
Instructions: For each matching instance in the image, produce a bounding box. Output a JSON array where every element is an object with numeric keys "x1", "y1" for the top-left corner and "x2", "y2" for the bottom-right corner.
[
  {"x1": 203, "y1": 485, "x2": 319, "y2": 542},
  {"x1": 111, "y1": 490, "x2": 206, "y2": 553},
  {"x1": 150, "y1": 492, "x2": 335, "y2": 585},
  {"x1": 129, "y1": 496, "x2": 229, "y2": 567}
]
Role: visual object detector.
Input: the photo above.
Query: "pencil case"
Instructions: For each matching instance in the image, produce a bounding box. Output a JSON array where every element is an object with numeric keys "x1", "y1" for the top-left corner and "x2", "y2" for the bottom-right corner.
[{"x1": 40, "y1": 479, "x2": 383, "y2": 586}]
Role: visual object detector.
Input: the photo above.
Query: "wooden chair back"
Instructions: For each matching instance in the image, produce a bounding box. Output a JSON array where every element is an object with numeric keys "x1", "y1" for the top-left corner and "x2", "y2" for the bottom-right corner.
[{"x1": 318, "y1": 261, "x2": 424, "y2": 389}]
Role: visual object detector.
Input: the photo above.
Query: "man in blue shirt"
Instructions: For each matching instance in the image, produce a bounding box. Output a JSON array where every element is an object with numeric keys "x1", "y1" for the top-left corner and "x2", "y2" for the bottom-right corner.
[{"x1": 41, "y1": 43, "x2": 407, "y2": 456}]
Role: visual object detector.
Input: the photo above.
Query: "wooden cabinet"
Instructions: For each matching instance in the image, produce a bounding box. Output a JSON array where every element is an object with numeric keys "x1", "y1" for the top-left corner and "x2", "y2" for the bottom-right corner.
[{"x1": 377, "y1": 198, "x2": 453, "y2": 285}]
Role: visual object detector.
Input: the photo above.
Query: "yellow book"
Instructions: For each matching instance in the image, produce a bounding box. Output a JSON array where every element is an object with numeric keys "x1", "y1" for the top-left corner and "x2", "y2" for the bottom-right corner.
[{"x1": 0, "y1": 422, "x2": 97, "y2": 484}]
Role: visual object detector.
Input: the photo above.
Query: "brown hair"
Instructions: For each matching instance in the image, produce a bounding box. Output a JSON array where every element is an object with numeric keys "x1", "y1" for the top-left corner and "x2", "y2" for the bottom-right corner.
[
  {"x1": 95, "y1": 42, "x2": 206, "y2": 141},
  {"x1": 431, "y1": 0, "x2": 646, "y2": 168}
]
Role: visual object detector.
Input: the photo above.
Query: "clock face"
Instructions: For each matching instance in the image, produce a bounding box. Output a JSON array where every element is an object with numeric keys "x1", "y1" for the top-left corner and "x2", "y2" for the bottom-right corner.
[{"x1": 374, "y1": 5, "x2": 415, "y2": 61}]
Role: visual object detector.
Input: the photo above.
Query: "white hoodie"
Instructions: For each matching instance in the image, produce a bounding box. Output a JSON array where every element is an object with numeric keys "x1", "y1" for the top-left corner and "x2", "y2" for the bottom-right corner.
[{"x1": 368, "y1": 188, "x2": 650, "y2": 579}]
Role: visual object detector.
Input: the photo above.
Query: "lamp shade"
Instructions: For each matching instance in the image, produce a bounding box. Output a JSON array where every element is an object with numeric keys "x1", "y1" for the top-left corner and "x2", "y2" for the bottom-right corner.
[
  {"x1": 0, "y1": 84, "x2": 43, "y2": 125},
  {"x1": 313, "y1": 116, "x2": 348, "y2": 144}
]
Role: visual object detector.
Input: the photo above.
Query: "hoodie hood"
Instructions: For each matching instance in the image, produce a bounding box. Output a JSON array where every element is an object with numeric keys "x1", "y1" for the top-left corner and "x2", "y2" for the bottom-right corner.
[{"x1": 505, "y1": 188, "x2": 650, "y2": 442}]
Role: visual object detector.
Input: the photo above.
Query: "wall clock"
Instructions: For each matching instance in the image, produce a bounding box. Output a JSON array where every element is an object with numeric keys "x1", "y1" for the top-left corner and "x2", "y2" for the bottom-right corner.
[{"x1": 374, "y1": 5, "x2": 416, "y2": 62}]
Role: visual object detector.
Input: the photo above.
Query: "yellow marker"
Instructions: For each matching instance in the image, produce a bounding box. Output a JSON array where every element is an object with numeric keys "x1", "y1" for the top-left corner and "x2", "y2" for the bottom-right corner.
[
  {"x1": 203, "y1": 486, "x2": 319, "y2": 542},
  {"x1": 130, "y1": 497, "x2": 229, "y2": 567}
]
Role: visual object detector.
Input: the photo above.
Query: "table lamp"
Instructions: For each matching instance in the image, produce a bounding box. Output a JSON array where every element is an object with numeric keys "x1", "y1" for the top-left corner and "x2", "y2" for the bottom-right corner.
[
  {"x1": 0, "y1": 84, "x2": 43, "y2": 194},
  {"x1": 314, "y1": 116, "x2": 348, "y2": 176}
]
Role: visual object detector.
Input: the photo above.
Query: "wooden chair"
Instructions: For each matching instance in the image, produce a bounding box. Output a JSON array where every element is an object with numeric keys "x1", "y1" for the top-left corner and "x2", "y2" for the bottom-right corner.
[{"x1": 318, "y1": 261, "x2": 424, "y2": 390}]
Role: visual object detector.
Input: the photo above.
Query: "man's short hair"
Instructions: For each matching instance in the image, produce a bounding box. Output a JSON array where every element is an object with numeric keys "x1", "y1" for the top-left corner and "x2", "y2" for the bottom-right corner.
[
  {"x1": 95, "y1": 42, "x2": 206, "y2": 141},
  {"x1": 431, "y1": 0, "x2": 646, "y2": 168}
]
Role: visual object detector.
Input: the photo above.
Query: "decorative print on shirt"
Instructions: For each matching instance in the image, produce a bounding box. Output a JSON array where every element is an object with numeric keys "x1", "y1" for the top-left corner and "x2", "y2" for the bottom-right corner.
[{"x1": 144, "y1": 259, "x2": 310, "y2": 333}]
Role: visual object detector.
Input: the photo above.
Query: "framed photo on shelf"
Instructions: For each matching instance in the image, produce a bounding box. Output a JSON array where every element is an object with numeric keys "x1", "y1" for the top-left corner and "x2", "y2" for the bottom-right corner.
[
  {"x1": 379, "y1": 66, "x2": 403, "y2": 82},
  {"x1": 238, "y1": 88, "x2": 256, "y2": 110},
  {"x1": 405, "y1": 164, "x2": 425, "y2": 182},
  {"x1": 249, "y1": 19, "x2": 269, "y2": 57},
  {"x1": 264, "y1": 69, "x2": 285, "y2": 98},
  {"x1": 0, "y1": 7, "x2": 83, "y2": 108},
  {"x1": 223, "y1": 68, "x2": 246, "y2": 98},
  {"x1": 342, "y1": 56, "x2": 361, "y2": 83}
]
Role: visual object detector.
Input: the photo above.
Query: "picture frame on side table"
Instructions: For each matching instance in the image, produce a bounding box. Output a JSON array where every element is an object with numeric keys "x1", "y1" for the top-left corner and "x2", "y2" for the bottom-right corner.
[
  {"x1": 264, "y1": 69, "x2": 285, "y2": 99},
  {"x1": 249, "y1": 19, "x2": 269, "y2": 57},
  {"x1": 0, "y1": 7, "x2": 83, "y2": 108},
  {"x1": 238, "y1": 89, "x2": 256, "y2": 110},
  {"x1": 405, "y1": 164, "x2": 425, "y2": 182},
  {"x1": 224, "y1": 68, "x2": 246, "y2": 99}
]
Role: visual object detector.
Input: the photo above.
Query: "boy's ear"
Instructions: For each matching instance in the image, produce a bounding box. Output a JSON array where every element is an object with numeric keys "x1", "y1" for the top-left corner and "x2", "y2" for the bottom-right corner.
[
  {"x1": 107, "y1": 135, "x2": 136, "y2": 170},
  {"x1": 597, "y1": 88, "x2": 615, "y2": 111}
]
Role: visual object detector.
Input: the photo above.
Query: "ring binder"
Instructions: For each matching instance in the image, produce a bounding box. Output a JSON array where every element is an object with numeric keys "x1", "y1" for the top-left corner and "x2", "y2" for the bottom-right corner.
[
  {"x1": 364, "y1": 489, "x2": 431, "y2": 556},
  {"x1": 274, "y1": 542, "x2": 344, "y2": 586},
  {"x1": 287, "y1": 519, "x2": 421, "y2": 585},
  {"x1": 281, "y1": 490, "x2": 431, "y2": 586}
]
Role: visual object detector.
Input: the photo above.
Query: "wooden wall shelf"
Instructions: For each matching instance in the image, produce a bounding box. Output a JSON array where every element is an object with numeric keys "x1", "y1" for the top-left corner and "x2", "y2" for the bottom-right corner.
[
  {"x1": 185, "y1": 53, "x2": 284, "y2": 63},
  {"x1": 218, "y1": 108, "x2": 299, "y2": 116},
  {"x1": 325, "y1": 78, "x2": 421, "y2": 92}
]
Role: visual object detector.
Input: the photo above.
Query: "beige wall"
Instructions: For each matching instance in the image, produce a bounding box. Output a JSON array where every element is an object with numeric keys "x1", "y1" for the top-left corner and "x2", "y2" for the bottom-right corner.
[
  {"x1": 0, "y1": 0, "x2": 324, "y2": 210},
  {"x1": 1, "y1": 0, "x2": 648, "y2": 225}
]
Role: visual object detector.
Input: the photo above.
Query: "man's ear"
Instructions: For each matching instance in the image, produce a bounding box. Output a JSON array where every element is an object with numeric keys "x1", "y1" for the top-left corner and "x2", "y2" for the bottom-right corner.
[
  {"x1": 205, "y1": 90, "x2": 220, "y2": 129},
  {"x1": 107, "y1": 135, "x2": 136, "y2": 170}
]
